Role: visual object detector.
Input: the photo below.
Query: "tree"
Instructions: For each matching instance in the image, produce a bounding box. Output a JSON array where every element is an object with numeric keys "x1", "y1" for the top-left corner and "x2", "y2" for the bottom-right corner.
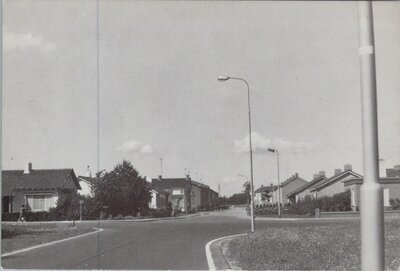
[
  {"x1": 91, "y1": 160, "x2": 151, "y2": 216},
  {"x1": 242, "y1": 181, "x2": 251, "y2": 205}
]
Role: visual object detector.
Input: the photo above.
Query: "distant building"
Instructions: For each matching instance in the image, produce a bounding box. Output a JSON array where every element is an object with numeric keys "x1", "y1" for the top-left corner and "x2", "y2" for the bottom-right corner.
[
  {"x1": 2, "y1": 162, "x2": 81, "y2": 213},
  {"x1": 254, "y1": 184, "x2": 277, "y2": 206},
  {"x1": 386, "y1": 165, "x2": 400, "y2": 178},
  {"x1": 77, "y1": 165, "x2": 94, "y2": 197}
]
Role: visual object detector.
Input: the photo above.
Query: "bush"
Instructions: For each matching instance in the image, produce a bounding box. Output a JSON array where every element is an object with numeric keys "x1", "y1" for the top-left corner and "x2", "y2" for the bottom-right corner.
[
  {"x1": 147, "y1": 208, "x2": 171, "y2": 218},
  {"x1": 286, "y1": 191, "x2": 352, "y2": 215},
  {"x1": 2, "y1": 213, "x2": 20, "y2": 221},
  {"x1": 390, "y1": 198, "x2": 400, "y2": 209}
]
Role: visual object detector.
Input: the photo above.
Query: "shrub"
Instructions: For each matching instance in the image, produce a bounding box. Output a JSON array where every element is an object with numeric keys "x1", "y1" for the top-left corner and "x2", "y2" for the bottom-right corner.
[
  {"x1": 286, "y1": 191, "x2": 352, "y2": 215},
  {"x1": 389, "y1": 198, "x2": 400, "y2": 210},
  {"x1": 124, "y1": 215, "x2": 135, "y2": 220}
]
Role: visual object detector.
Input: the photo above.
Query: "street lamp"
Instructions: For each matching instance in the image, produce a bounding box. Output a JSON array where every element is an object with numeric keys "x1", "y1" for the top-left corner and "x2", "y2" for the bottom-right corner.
[
  {"x1": 268, "y1": 148, "x2": 281, "y2": 218},
  {"x1": 218, "y1": 75, "x2": 255, "y2": 232}
]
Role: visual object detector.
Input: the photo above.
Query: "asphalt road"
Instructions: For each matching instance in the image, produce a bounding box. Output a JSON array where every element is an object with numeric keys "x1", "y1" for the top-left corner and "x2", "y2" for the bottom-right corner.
[{"x1": 2, "y1": 208, "x2": 358, "y2": 270}]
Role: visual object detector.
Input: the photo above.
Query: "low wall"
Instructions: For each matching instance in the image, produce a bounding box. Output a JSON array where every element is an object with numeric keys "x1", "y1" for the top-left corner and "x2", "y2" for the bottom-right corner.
[{"x1": 319, "y1": 210, "x2": 400, "y2": 218}]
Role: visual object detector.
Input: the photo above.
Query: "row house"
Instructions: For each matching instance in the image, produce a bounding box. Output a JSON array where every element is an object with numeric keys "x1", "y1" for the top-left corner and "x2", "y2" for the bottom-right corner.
[
  {"x1": 2, "y1": 162, "x2": 81, "y2": 213},
  {"x1": 255, "y1": 173, "x2": 308, "y2": 205},
  {"x1": 344, "y1": 165, "x2": 400, "y2": 210},
  {"x1": 151, "y1": 175, "x2": 218, "y2": 213}
]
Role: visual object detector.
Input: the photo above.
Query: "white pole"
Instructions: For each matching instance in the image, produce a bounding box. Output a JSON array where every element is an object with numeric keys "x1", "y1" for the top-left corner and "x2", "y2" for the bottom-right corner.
[
  {"x1": 358, "y1": 1, "x2": 384, "y2": 271},
  {"x1": 276, "y1": 151, "x2": 281, "y2": 218},
  {"x1": 0, "y1": 0, "x2": 3, "y2": 267}
]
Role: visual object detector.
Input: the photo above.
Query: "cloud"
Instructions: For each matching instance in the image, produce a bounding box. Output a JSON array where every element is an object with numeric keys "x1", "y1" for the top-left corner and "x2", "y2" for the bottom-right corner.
[
  {"x1": 115, "y1": 140, "x2": 154, "y2": 154},
  {"x1": 234, "y1": 132, "x2": 272, "y2": 154},
  {"x1": 234, "y1": 132, "x2": 313, "y2": 154},
  {"x1": 4, "y1": 32, "x2": 56, "y2": 51},
  {"x1": 222, "y1": 176, "x2": 237, "y2": 184},
  {"x1": 140, "y1": 144, "x2": 154, "y2": 153}
]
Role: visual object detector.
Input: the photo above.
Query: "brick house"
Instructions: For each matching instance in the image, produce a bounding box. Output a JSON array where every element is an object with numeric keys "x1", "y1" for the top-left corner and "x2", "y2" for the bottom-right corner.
[
  {"x1": 151, "y1": 175, "x2": 193, "y2": 213},
  {"x1": 286, "y1": 174, "x2": 327, "y2": 203},
  {"x1": 2, "y1": 163, "x2": 81, "y2": 213},
  {"x1": 255, "y1": 173, "x2": 308, "y2": 205},
  {"x1": 149, "y1": 186, "x2": 169, "y2": 209},
  {"x1": 254, "y1": 184, "x2": 278, "y2": 206},
  {"x1": 308, "y1": 165, "x2": 362, "y2": 198},
  {"x1": 151, "y1": 175, "x2": 218, "y2": 212},
  {"x1": 278, "y1": 173, "x2": 308, "y2": 204}
]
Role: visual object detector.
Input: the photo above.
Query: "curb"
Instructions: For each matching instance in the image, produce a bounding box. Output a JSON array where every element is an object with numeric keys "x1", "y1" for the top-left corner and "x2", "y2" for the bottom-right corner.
[
  {"x1": 205, "y1": 233, "x2": 247, "y2": 270},
  {"x1": 1, "y1": 213, "x2": 201, "y2": 225},
  {"x1": 1, "y1": 227, "x2": 104, "y2": 258}
]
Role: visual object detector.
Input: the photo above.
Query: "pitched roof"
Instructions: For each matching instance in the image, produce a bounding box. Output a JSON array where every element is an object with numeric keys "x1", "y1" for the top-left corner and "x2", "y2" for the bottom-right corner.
[
  {"x1": 2, "y1": 169, "x2": 81, "y2": 196},
  {"x1": 344, "y1": 177, "x2": 400, "y2": 186},
  {"x1": 151, "y1": 178, "x2": 191, "y2": 190},
  {"x1": 309, "y1": 170, "x2": 362, "y2": 192},
  {"x1": 255, "y1": 185, "x2": 278, "y2": 193},
  {"x1": 286, "y1": 175, "x2": 327, "y2": 197},
  {"x1": 280, "y1": 173, "x2": 308, "y2": 187},
  {"x1": 78, "y1": 176, "x2": 95, "y2": 184}
]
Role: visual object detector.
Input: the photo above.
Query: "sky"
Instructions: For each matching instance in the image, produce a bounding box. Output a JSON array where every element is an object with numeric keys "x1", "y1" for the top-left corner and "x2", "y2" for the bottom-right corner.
[{"x1": 3, "y1": 1, "x2": 400, "y2": 196}]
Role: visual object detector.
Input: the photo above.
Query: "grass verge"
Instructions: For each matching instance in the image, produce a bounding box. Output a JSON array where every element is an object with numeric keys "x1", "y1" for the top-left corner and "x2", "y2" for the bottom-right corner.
[
  {"x1": 2, "y1": 223, "x2": 96, "y2": 254},
  {"x1": 226, "y1": 219, "x2": 400, "y2": 270}
]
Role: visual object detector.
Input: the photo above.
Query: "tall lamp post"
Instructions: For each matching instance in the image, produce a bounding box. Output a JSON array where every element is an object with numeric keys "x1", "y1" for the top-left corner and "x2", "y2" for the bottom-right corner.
[
  {"x1": 268, "y1": 148, "x2": 281, "y2": 218},
  {"x1": 218, "y1": 75, "x2": 255, "y2": 233},
  {"x1": 358, "y1": 1, "x2": 384, "y2": 270}
]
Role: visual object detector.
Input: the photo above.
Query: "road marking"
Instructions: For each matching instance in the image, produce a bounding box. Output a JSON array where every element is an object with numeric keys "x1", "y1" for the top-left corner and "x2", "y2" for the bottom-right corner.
[
  {"x1": 205, "y1": 233, "x2": 247, "y2": 270},
  {"x1": 1, "y1": 227, "x2": 104, "y2": 258}
]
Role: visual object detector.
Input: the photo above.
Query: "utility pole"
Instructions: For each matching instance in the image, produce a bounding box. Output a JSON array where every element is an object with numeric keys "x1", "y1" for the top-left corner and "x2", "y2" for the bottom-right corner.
[
  {"x1": 160, "y1": 158, "x2": 163, "y2": 176},
  {"x1": 358, "y1": 1, "x2": 384, "y2": 271}
]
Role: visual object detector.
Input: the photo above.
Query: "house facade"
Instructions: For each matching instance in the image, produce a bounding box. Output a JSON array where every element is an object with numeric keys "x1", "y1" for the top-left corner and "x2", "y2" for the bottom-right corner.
[
  {"x1": 344, "y1": 166, "x2": 400, "y2": 210},
  {"x1": 254, "y1": 184, "x2": 277, "y2": 206},
  {"x1": 278, "y1": 173, "x2": 308, "y2": 204},
  {"x1": 151, "y1": 175, "x2": 218, "y2": 212},
  {"x1": 151, "y1": 175, "x2": 193, "y2": 213},
  {"x1": 287, "y1": 174, "x2": 327, "y2": 202},
  {"x1": 2, "y1": 163, "x2": 81, "y2": 213},
  {"x1": 149, "y1": 187, "x2": 169, "y2": 209},
  {"x1": 309, "y1": 165, "x2": 362, "y2": 198}
]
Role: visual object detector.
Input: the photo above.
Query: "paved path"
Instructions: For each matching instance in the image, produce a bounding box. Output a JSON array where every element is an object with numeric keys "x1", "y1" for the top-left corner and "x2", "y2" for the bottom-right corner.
[{"x1": 2, "y1": 208, "x2": 358, "y2": 269}]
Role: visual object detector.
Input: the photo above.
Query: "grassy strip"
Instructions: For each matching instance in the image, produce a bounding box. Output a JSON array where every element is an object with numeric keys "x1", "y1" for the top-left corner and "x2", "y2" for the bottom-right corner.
[
  {"x1": 227, "y1": 219, "x2": 400, "y2": 270},
  {"x1": 2, "y1": 224, "x2": 96, "y2": 254}
]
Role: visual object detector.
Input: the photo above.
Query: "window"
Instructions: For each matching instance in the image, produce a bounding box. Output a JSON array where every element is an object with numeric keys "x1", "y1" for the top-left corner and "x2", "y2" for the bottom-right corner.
[
  {"x1": 172, "y1": 188, "x2": 183, "y2": 195},
  {"x1": 383, "y1": 188, "x2": 390, "y2": 207},
  {"x1": 26, "y1": 195, "x2": 55, "y2": 212}
]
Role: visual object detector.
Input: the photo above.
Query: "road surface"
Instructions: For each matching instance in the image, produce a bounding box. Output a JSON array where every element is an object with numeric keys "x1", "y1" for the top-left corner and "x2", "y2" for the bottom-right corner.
[{"x1": 2, "y1": 208, "x2": 357, "y2": 269}]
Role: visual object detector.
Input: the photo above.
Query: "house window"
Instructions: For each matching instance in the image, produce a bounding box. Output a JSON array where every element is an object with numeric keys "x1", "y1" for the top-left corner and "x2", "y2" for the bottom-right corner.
[
  {"x1": 26, "y1": 195, "x2": 55, "y2": 212},
  {"x1": 383, "y1": 188, "x2": 390, "y2": 207},
  {"x1": 172, "y1": 188, "x2": 183, "y2": 195}
]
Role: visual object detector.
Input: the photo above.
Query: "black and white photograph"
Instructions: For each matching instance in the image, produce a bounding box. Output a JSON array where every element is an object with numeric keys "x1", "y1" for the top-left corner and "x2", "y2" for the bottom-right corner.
[{"x1": 1, "y1": 1, "x2": 400, "y2": 270}]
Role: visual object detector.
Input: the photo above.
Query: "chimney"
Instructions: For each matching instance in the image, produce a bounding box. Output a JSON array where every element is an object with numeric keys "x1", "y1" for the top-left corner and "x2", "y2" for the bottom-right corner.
[
  {"x1": 158, "y1": 175, "x2": 162, "y2": 181},
  {"x1": 186, "y1": 174, "x2": 191, "y2": 181},
  {"x1": 24, "y1": 162, "x2": 32, "y2": 174},
  {"x1": 334, "y1": 169, "x2": 342, "y2": 175},
  {"x1": 344, "y1": 164, "x2": 352, "y2": 171},
  {"x1": 318, "y1": 171, "x2": 326, "y2": 177},
  {"x1": 261, "y1": 185, "x2": 264, "y2": 187},
  {"x1": 295, "y1": 173, "x2": 298, "y2": 177},
  {"x1": 85, "y1": 165, "x2": 92, "y2": 178}
]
